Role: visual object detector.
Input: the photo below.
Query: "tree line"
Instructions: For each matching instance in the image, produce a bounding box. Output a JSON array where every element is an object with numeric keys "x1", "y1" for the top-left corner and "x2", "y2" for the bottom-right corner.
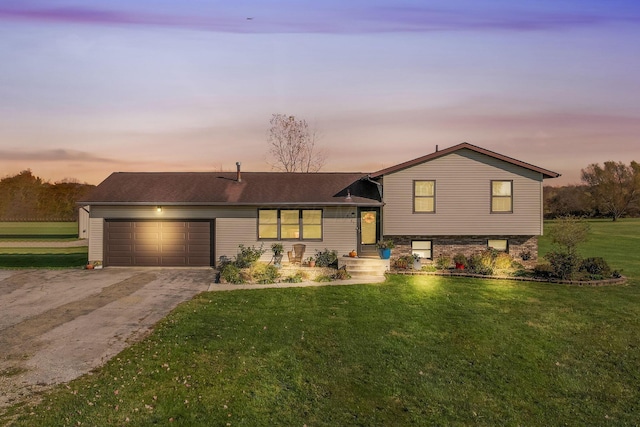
[
  {"x1": 545, "y1": 161, "x2": 640, "y2": 220},
  {"x1": 0, "y1": 170, "x2": 95, "y2": 221}
]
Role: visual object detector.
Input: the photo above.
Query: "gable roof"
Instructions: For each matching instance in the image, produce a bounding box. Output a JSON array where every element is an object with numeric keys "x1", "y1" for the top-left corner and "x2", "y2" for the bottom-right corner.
[
  {"x1": 369, "y1": 142, "x2": 560, "y2": 179},
  {"x1": 80, "y1": 172, "x2": 382, "y2": 206}
]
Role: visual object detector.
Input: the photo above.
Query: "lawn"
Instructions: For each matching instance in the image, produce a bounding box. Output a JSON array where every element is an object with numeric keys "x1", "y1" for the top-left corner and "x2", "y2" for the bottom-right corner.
[
  {"x1": 3, "y1": 220, "x2": 640, "y2": 425},
  {"x1": 0, "y1": 247, "x2": 88, "y2": 268},
  {"x1": 0, "y1": 221, "x2": 78, "y2": 239}
]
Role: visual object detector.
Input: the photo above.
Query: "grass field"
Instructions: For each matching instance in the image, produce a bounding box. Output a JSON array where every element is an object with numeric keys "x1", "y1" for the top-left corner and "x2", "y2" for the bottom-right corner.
[
  {"x1": 0, "y1": 247, "x2": 88, "y2": 268},
  {"x1": 0, "y1": 221, "x2": 78, "y2": 239},
  {"x1": 3, "y1": 219, "x2": 640, "y2": 425}
]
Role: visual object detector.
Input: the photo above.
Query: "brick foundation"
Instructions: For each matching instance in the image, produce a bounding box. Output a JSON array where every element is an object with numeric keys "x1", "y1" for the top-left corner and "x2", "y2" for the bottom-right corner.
[{"x1": 385, "y1": 235, "x2": 538, "y2": 268}]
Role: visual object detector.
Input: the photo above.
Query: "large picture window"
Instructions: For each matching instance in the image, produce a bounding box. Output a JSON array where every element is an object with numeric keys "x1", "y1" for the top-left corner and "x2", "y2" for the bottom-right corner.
[
  {"x1": 258, "y1": 209, "x2": 323, "y2": 240},
  {"x1": 491, "y1": 180, "x2": 513, "y2": 213},
  {"x1": 414, "y1": 180, "x2": 435, "y2": 213}
]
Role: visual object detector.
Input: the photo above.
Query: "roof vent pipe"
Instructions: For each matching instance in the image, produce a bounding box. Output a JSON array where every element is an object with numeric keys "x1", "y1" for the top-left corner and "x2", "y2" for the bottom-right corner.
[
  {"x1": 436, "y1": 145, "x2": 439, "y2": 152},
  {"x1": 236, "y1": 162, "x2": 241, "y2": 182}
]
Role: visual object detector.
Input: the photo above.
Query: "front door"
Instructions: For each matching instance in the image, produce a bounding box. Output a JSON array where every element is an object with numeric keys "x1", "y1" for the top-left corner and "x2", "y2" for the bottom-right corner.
[{"x1": 357, "y1": 208, "x2": 380, "y2": 257}]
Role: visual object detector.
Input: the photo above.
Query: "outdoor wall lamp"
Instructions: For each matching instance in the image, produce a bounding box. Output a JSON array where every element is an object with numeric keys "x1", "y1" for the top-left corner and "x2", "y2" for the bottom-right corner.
[{"x1": 156, "y1": 206, "x2": 162, "y2": 213}]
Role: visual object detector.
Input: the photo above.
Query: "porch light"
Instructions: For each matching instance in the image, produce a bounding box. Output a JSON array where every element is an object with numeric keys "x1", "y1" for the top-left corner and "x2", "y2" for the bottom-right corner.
[{"x1": 156, "y1": 206, "x2": 162, "y2": 213}]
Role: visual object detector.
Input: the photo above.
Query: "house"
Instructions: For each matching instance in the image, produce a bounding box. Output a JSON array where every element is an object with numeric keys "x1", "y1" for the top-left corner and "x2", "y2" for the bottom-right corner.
[{"x1": 80, "y1": 143, "x2": 559, "y2": 267}]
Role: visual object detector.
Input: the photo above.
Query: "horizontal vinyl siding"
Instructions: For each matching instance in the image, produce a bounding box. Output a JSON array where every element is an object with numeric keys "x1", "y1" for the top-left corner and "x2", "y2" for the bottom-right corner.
[
  {"x1": 215, "y1": 208, "x2": 358, "y2": 264},
  {"x1": 383, "y1": 150, "x2": 544, "y2": 236},
  {"x1": 88, "y1": 218, "x2": 103, "y2": 262}
]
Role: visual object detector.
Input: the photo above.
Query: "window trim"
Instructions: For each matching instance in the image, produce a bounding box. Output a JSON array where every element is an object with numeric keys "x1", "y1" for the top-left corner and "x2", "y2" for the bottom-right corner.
[
  {"x1": 411, "y1": 239, "x2": 433, "y2": 260},
  {"x1": 490, "y1": 180, "x2": 513, "y2": 213},
  {"x1": 257, "y1": 208, "x2": 323, "y2": 241},
  {"x1": 413, "y1": 180, "x2": 436, "y2": 214}
]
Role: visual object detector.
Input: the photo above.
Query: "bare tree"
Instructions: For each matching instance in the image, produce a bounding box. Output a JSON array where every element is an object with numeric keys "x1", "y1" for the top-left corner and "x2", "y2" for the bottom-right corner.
[
  {"x1": 266, "y1": 114, "x2": 327, "y2": 172},
  {"x1": 581, "y1": 160, "x2": 640, "y2": 221}
]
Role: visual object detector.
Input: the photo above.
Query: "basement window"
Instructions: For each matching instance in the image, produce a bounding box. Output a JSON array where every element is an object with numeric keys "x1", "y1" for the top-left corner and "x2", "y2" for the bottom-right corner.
[
  {"x1": 412, "y1": 240, "x2": 433, "y2": 260},
  {"x1": 488, "y1": 239, "x2": 508, "y2": 252}
]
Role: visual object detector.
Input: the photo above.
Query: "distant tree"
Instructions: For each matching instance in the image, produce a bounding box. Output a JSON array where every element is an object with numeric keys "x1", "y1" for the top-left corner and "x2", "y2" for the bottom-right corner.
[
  {"x1": 266, "y1": 114, "x2": 327, "y2": 172},
  {"x1": 581, "y1": 161, "x2": 640, "y2": 221},
  {"x1": 543, "y1": 185, "x2": 593, "y2": 218}
]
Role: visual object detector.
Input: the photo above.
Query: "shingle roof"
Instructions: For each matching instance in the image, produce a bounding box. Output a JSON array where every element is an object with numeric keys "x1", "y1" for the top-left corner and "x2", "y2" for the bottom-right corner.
[
  {"x1": 80, "y1": 172, "x2": 382, "y2": 206},
  {"x1": 370, "y1": 142, "x2": 561, "y2": 179}
]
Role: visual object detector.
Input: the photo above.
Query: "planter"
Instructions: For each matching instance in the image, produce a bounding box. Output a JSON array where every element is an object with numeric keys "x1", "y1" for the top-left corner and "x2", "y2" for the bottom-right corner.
[
  {"x1": 413, "y1": 261, "x2": 421, "y2": 271},
  {"x1": 379, "y1": 248, "x2": 391, "y2": 259},
  {"x1": 86, "y1": 264, "x2": 94, "y2": 270},
  {"x1": 455, "y1": 263, "x2": 465, "y2": 270},
  {"x1": 308, "y1": 261, "x2": 316, "y2": 268}
]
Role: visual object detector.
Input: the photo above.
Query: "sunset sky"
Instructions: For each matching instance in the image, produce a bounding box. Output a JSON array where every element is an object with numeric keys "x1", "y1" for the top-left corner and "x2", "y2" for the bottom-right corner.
[{"x1": 1, "y1": 0, "x2": 638, "y2": 186}]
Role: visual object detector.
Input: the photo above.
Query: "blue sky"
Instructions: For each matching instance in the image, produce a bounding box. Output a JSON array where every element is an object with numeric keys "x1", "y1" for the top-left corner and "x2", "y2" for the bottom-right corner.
[{"x1": 0, "y1": 0, "x2": 638, "y2": 184}]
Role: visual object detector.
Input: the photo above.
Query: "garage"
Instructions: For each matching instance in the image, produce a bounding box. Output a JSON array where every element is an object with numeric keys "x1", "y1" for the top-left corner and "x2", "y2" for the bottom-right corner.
[{"x1": 104, "y1": 220, "x2": 212, "y2": 267}]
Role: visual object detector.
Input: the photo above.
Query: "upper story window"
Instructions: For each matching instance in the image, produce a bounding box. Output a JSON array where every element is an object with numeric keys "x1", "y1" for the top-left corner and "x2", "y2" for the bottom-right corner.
[
  {"x1": 258, "y1": 209, "x2": 323, "y2": 240},
  {"x1": 491, "y1": 180, "x2": 513, "y2": 213},
  {"x1": 414, "y1": 180, "x2": 435, "y2": 213}
]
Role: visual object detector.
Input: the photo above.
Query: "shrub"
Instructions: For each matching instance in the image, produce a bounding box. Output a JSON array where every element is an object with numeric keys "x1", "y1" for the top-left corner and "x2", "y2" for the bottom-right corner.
[
  {"x1": 544, "y1": 250, "x2": 581, "y2": 279},
  {"x1": 435, "y1": 255, "x2": 451, "y2": 270},
  {"x1": 466, "y1": 251, "x2": 495, "y2": 275},
  {"x1": 283, "y1": 270, "x2": 309, "y2": 283},
  {"x1": 520, "y1": 250, "x2": 532, "y2": 261},
  {"x1": 315, "y1": 248, "x2": 338, "y2": 268},
  {"x1": 579, "y1": 257, "x2": 612, "y2": 277},
  {"x1": 235, "y1": 244, "x2": 265, "y2": 268},
  {"x1": 220, "y1": 264, "x2": 244, "y2": 284},
  {"x1": 494, "y1": 252, "x2": 514, "y2": 270},
  {"x1": 533, "y1": 263, "x2": 554, "y2": 279},
  {"x1": 250, "y1": 263, "x2": 280, "y2": 284},
  {"x1": 421, "y1": 265, "x2": 437, "y2": 272},
  {"x1": 314, "y1": 275, "x2": 333, "y2": 282},
  {"x1": 333, "y1": 267, "x2": 351, "y2": 280}
]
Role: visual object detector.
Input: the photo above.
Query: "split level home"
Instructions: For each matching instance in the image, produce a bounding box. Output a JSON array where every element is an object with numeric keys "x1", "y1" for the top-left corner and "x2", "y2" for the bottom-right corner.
[{"x1": 79, "y1": 142, "x2": 560, "y2": 267}]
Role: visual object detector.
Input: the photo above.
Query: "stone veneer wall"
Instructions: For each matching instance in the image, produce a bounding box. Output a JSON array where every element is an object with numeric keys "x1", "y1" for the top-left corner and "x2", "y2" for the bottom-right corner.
[{"x1": 386, "y1": 235, "x2": 539, "y2": 268}]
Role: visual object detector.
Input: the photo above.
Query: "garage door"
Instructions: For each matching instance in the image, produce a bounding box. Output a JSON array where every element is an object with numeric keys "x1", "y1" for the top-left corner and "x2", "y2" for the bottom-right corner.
[{"x1": 104, "y1": 220, "x2": 212, "y2": 267}]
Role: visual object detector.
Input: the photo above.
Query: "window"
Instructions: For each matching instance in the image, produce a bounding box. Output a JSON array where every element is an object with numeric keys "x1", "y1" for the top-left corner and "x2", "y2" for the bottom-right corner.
[
  {"x1": 488, "y1": 239, "x2": 508, "y2": 252},
  {"x1": 414, "y1": 180, "x2": 435, "y2": 213},
  {"x1": 491, "y1": 180, "x2": 513, "y2": 213},
  {"x1": 258, "y1": 209, "x2": 323, "y2": 240},
  {"x1": 258, "y1": 210, "x2": 278, "y2": 239},
  {"x1": 412, "y1": 240, "x2": 432, "y2": 259}
]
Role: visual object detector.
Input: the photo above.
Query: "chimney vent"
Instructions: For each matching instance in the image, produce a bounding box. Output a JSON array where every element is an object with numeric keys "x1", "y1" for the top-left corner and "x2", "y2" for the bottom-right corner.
[
  {"x1": 236, "y1": 162, "x2": 242, "y2": 182},
  {"x1": 436, "y1": 145, "x2": 439, "y2": 152}
]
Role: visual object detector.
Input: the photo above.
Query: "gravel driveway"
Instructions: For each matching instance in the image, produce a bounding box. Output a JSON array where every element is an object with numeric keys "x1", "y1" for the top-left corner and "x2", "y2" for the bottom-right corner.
[{"x1": 0, "y1": 268, "x2": 214, "y2": 410}]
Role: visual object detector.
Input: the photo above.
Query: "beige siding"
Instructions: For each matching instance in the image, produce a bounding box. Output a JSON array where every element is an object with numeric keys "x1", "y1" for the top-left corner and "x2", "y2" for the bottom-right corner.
[
  {"x1": 88, "y1": 218, "x2": 104, "y2": 262},
  {"x1": 383, "y1": 149, "x2": 544, "y2": 236},
  {"x1": 215, "y1": 208, "x2": 358, "y2": 265}
]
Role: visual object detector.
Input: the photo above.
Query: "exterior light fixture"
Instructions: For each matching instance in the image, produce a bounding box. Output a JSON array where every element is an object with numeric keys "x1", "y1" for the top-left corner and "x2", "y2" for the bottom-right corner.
[
  {"x1": 156, "y1": 206, "x2": 162, "y2": 213},
  {"x1": 345, "y1": 190, "x2": 352, "y2": 201}
]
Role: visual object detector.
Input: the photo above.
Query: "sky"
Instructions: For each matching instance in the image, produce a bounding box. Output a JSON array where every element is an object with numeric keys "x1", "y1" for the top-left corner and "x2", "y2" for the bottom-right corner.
[{"x1": 0, "y1": 0, "x2": 638, "y2": 186}]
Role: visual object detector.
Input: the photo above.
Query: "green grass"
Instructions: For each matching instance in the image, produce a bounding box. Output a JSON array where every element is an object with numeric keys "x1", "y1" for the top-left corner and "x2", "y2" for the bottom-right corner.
[
  {"x1": 4, "y1": 220, "x2": 640, "y2": 425},
  {"x1": 0, "y1": 221, "x2": 78, "y2": 239},
  {"x1": 0, "y1": 247, "x2": 88, "y2": 268}
]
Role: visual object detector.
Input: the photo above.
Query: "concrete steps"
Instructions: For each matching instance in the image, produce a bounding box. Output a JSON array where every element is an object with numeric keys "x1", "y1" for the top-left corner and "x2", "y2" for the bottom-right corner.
[{"x1": 338, "y1": 257, "x2": 390, "y2": 278}]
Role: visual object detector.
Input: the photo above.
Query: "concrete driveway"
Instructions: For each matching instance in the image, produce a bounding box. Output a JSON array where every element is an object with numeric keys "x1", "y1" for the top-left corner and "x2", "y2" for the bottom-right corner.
[{"x1": 0, "y1": 268, "x2": 215, "y2": 409}]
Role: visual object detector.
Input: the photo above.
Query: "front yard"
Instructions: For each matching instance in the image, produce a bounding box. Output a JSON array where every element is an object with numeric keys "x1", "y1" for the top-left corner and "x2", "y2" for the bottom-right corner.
[{"x1": 2, "y1": 219, "x2": 640, "y2": 425}]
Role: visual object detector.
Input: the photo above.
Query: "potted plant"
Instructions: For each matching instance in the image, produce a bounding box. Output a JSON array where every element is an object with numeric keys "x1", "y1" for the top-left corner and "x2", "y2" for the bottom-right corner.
[
  {"x1": 376, "y1": 239, "x2": 395, "y2": 260},
  {"x1": 307, "y1": 257, "x2": 316, "y2": 267},
  {"x1": 453, "y1": 253, "x2": 466, "y2": 270},
  {"x1": 412, "y1": 253, "x2": 421, "y2": 270},
  {"x1": 271, "y1": 243, "x2": 284, "y2": 267}
]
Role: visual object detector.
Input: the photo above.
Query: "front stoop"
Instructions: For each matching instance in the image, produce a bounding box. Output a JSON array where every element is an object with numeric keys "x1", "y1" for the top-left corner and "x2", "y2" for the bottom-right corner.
[{"x1": 338, "y1": 257, "x2": 390, "y2": 278}]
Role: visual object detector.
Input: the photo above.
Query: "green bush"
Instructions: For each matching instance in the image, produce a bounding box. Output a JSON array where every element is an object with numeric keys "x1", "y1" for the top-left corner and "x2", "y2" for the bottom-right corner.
[
  {"x1": 283, "y1": 270, "x2": 309, "y2": 283},
  {"x1": 315, "y1": 248, "x2": 338, "y2": 268},
  {"x1": 435, "y1": 255, "x2": 451, "y2": 270},
  {"x1": 494, "y1": 252, "x2": 514, "y2": 269},
  {"x1": 393, "y1": 256, "x2": 412, "y2": 270},
  {"x1": 251, "y1": 263, "x2": 280, "y2": 284},
  {"x1": 579, "y1": 257, "x2": 612, "y2": 277},
  {"x1": 220, "y1": 264, "x2": 244, "y2": 284},
  {"x1": 466, "y1": 252, "x2": 494, "y2": 275},
  {"x1": 313, "y1": 275, "x2": 333, "y2": 282},
  {"x1": 533, "y1": 263, "x2": 554, "y2": 279},
  {"x1": 545, "y1": 250, "x2": 581, "y2": 279},
  {"x1": 235, "y1": 244, "x2": 265, "y2": 268}
]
